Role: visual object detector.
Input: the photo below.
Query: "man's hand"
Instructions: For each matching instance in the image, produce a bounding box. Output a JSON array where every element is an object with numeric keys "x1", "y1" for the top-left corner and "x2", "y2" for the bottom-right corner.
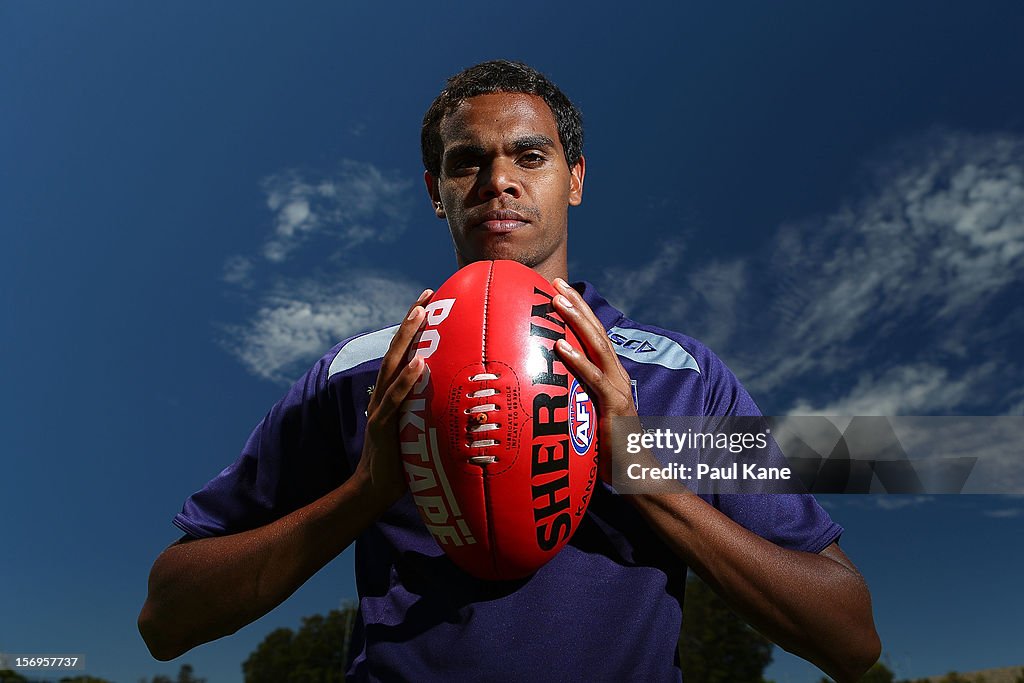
[
  {"x1": 550, "y1": 278, "x2": 638, "y2": 483},
  {"x1": 549, "y1": 278, "x2": 879, "y2": 682},
  {"x1": 353, "y1": 288, "x2": 432, "y2": 504},
  {"x1": 139, "y1": 289, "x2": 433, "y2": 661}
]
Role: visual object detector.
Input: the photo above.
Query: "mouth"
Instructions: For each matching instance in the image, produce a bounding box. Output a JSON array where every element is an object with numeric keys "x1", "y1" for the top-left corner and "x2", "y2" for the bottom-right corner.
[{"x1": 473, "y1": 209, "x2": 530, "y2": 234}]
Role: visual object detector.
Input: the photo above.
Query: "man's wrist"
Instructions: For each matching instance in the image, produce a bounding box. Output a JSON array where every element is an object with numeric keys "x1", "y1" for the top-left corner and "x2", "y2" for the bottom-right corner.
[{"x1": 348, "y1": 465, "x2": 405, "y2": 516}]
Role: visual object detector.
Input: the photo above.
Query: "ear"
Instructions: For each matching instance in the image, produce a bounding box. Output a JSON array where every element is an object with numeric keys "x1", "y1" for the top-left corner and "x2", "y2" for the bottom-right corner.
[
  {"x1": 424, "y1": 170, "x2": 446, "y2": 218},
  {"x1": 568, "y1": 155, "x2": 586, "y2": 207}
]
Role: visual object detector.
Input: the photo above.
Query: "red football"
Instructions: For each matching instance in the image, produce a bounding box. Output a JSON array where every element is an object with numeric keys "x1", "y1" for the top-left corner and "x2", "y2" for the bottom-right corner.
[{"x1": 398, "y1": 260, "x2": 599, "y2": 580}]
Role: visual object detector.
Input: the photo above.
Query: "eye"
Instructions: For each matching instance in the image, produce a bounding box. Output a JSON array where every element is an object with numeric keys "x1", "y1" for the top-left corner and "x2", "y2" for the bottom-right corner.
[
  {"x1": 519, "y1": 152, "x2": 546, "y2": 167},
  {"x1": 447, "y1": 158, "x2": 479, "y2": 176}
]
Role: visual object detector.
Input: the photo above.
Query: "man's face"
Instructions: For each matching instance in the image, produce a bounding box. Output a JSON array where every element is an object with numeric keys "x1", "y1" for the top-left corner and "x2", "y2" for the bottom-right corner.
[{"x1": 424, "y1": 92, "x2": 585, "y2": 282}]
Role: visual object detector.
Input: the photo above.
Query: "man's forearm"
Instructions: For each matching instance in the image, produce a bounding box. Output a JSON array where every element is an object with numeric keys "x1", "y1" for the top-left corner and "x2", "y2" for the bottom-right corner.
[
  {"x1": 630, "y1": 492, "x2": 880, "y2": 683},
  {"x1": 138, "y1": 471, "x2": 394, "y2": 660},
  {"x1": 139, "y1": 295, "x2": 429, "y2": 661}
]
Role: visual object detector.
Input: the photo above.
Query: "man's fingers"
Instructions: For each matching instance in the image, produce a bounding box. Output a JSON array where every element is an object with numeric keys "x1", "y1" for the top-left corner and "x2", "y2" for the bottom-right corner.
[
  {"x1": 551, "y1": 280, "x2": 604, "y2": 344},
  {"x1": 554, "y1": 338, "x2": 604, "y2": 391},
  {"x1": 555, "y1": 338, "x2": 633, "y2": 416},
  {"x1": 551, "y1": 279, "x2": 631, "y2": 387},
  {"x1": 370, "y1": 355, "x2": 424, "y2": 428},
  {"x1": 552, "y1": 279, "x2": 616, "y2": 358},
  {"x1": 369, "y1": 289, "x2": 432, "y2": 413},
  {"x1": 551, "y1": 279, "x2": 592, "y2": 318}
]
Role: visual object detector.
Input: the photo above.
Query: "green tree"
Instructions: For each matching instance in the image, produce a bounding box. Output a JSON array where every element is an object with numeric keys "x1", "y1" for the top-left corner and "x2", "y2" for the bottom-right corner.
[
  {"x1": 244, "y1": 602, "x2": 357, "y2": 683},
  {"x1": 175, "y1": 664, "x2": 205, "y2": 683},
  {"x1": 679, "y1": 574, "x2": 774, "y2": 683},
  {"x1": 858, "y1": 661, "x2": 896, "y2": 683},
  {"x1": 893, "y1": 668, "x2": 1024, "y2": 683},
  {"x1": 248, "y1": 589, "x2": 776, "y2": 682},
  {"x1": 820, "y1": 659, "x2": 893, "y2": 682},
  {"x1": 137, "y1": 664, "x2": 205, "y2": 683},
  {"x1": 936, "y1": 674, "x2": 984, "y2": 683},
  {"x1": 0, "y1": 673, "x2": 113, "y2": 683},
  {"x1": 896, "y1": 673, "x2": 992, "y2": 683}
]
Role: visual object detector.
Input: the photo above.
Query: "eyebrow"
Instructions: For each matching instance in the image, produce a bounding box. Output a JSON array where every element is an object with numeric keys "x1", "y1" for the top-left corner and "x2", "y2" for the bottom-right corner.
[
  {"x1": 444, "y1": 142, "x2": 487, "y2": 160},
  {"x1": 444, "y1": 135, "x2": 558, "y2": 161},
  {"x1": 508, "y1": 134, "x2": 557, "y2": 153}
]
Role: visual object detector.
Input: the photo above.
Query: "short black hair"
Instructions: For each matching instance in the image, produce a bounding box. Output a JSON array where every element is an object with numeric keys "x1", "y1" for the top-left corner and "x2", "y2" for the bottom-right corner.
[{"x1": 421, "y1": 60, "x2": 584, "y2": 177}]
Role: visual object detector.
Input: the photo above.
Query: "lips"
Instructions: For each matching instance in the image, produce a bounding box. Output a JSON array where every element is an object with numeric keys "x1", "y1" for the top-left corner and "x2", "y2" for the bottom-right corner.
[{"x1": 474, "y1": 209, "x2": 530, "y2": 234}]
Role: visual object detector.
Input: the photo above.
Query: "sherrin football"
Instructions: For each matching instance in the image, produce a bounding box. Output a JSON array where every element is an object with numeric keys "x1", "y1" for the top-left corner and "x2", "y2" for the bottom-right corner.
[{"x1": 398, "y1": 260, "x2": 599, "y2": 580}]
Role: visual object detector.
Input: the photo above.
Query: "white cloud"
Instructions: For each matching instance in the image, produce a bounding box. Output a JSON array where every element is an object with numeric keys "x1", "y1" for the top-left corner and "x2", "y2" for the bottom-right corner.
[
  {"x1": 218, "y1": 159, "x2": 424, "y2": 383},
  {"x1": 872, "y1": 496, "x2": 935, "y2": 511},
  {"x1": 222, "y1": 255, "x2": 254, "y2": 287},
  {"x1": 787, "y1": 363, "x2": 994, "y2": 416},
  {"x1": 221, "y1": 273, "x2": 423, "y2": 384},
  {"x1": 258, "y1": 160, "x2": 413, "y2": 263},
  {"x1": 604, "y1": 246, "x2": 750, "y2": 357},
  {"x1": 1007, "y1": 397, "x2": 1024, "y2": 417},
  {"x1": 983, "y1": 508, "x2": 1023, "y2": 518},
  {"x1": 603, "y1": 241, "x2": 687, "y2": 315},
  {"x1": 605, "y1": 130, "x2": 1024, "y2": 416},
  {"x1": 817, "y1": 495, "x2": 936, "y2": 512}
]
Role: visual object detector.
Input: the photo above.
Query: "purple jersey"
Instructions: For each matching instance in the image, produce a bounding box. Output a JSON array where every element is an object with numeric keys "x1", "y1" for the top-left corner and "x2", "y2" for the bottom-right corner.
[{"x1": 174, "y1": 282, "x2": 841, "y2": 681}]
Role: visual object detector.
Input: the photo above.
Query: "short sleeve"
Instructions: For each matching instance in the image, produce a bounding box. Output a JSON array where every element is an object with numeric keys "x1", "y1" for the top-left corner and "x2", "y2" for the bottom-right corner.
[
  {"x1": 173, "y1": 353, "x2": 349, "y2": 538},
  {"x1": 701, "y1": 350, "x2": 844, "y2": 553}
]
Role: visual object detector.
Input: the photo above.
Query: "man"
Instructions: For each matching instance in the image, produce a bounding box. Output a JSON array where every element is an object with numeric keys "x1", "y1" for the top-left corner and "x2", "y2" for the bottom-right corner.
[{"x1": 139, "y1": 60, "x2": 880, "y2": 681}]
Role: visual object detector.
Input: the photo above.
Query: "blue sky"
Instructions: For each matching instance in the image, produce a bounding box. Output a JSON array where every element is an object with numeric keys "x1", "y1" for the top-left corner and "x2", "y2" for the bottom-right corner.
[{"x1": 2, "y1": 2, "x2": 1023, "y2": 681}]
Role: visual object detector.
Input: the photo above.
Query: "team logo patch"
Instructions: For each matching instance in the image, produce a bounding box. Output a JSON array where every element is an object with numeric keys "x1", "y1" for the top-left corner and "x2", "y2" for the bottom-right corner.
[{"x1": 568, "y1": 379, "x2": 596, "y2": 456}]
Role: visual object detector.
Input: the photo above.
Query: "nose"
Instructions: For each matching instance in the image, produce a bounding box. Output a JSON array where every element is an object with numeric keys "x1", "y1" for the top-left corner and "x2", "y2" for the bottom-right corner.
[{"x1": 477, "y1": 158, "x2": 522, "y2": 201}]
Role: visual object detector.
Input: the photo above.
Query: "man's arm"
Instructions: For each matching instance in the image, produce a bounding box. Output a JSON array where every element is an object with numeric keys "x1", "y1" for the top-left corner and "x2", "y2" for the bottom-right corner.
[
  {"x1": 139, "y1": 470, "x2": 397, "y2": 660},
  {"x1": 628, "y1": 495, "x2": 879, "y2": 682},
  {"x1": 138, "y1": 289, "x2": 432, "y2": 660},
  {"x1": 549, "y1": 279, "x2": 880, "y2": 683}
]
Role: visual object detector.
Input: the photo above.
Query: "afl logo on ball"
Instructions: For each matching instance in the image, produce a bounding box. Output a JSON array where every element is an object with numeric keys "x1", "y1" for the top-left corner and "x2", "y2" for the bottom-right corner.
[{"x1": 568, "y1": 379, "x2": 595, "y2": 456}]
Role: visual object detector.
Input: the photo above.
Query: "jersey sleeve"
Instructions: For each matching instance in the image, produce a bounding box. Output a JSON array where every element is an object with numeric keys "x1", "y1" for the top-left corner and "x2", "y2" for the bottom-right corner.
[
  {"x1": 701, "y1": 350, "x2": 843, "y2": 554},
  {"x1": 172, "y1": 351, "x2": 349, "y2": 538}
]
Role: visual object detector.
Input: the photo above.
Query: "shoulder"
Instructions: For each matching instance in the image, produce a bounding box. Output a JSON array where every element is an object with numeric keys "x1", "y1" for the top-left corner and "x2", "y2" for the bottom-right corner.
[
  {"x1": 262, "y1": 323, "x2": 399, "y2": 413},
  {"x1": 620, "y1": 315, "x2": 759, "y2": 413},
  {"x1": 606, "y1": 315, "x2": 707, "y2": 376},
  {"x1": 325, "y1": 323, "x2": 399, "y2": 379},
  {"x1": 576, "y1": 281, "x2": 717, "y2": 375},
  {"x1": 578, "y1": 282, "x2": 759, "y2": 417}
]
